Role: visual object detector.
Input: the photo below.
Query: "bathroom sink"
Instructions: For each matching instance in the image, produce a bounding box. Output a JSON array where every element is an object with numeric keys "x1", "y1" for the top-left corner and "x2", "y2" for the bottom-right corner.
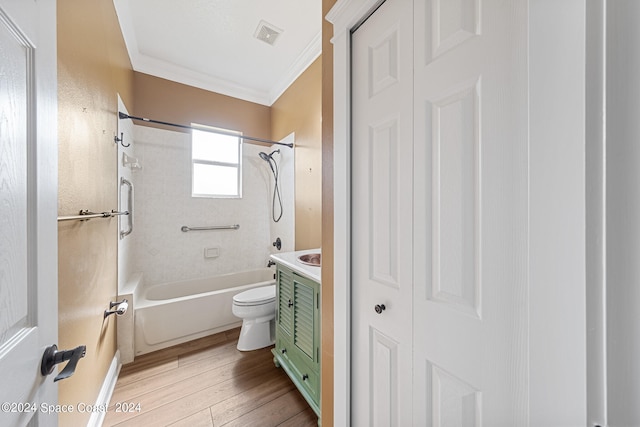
[{"x1": 298, "y1": 253, "x2": 321, "y2": 267}]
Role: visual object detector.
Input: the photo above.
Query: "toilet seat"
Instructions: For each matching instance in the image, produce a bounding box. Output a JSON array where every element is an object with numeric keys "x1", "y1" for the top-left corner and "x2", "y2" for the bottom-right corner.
[{"x1": 233, "y1": 285, "x2": 276, "y2": 306}]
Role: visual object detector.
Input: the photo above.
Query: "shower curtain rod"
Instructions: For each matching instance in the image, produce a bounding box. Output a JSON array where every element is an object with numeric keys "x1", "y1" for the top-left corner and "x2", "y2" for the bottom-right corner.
[{"x1": 118, "y1": 112, "x2": 294, "y2": 148}]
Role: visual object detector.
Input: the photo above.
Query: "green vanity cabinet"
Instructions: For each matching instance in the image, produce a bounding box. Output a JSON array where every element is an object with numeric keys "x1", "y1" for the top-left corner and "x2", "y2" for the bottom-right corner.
[{"x1": 272, "y1": 264, "x2": 321, "y2": 418}]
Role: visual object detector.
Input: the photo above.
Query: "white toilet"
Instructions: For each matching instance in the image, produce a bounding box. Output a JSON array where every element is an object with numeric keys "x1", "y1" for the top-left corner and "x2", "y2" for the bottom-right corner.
[{"x1": 232, "y1": 285, "x2": 276, "y2": 351}]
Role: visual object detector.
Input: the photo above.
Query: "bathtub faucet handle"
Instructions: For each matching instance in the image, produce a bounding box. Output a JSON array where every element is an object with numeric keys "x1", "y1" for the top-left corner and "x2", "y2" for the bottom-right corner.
[
  {"x1": 104, "y1": 299, "x2": 129, "y2": 318},
  {"x1": 267, "y1": 260, "x2": 276, "y2": 267},
  {"x1": 272, "y1": 237, "x2": 282, "y2": 251}
]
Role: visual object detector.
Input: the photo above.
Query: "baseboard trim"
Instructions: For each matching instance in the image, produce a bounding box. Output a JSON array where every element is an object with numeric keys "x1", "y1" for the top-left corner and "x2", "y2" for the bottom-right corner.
[{"x1": 88, "y1": 350, "x2": 121, "y2": 427}]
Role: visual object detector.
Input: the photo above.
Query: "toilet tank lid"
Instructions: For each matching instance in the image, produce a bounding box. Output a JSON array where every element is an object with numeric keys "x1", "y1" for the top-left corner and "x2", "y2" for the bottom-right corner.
[{"x1": 233, "y1": 285, "x2": 276, "y2": 304}]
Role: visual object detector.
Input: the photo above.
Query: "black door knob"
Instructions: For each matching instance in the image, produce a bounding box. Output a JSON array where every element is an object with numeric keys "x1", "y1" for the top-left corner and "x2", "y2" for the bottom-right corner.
[{"x1": 374, "y1": 304, "x2": 386, "y2": 314}]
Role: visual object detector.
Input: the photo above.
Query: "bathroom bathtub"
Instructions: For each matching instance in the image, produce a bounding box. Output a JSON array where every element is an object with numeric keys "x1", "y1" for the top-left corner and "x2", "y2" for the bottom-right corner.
[{"x1": 134, "y1": 268, "x2": 276, "y2": 355}]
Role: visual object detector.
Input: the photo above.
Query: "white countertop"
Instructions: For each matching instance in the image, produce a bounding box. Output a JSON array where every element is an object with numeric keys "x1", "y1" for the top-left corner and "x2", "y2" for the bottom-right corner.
[{"x1": 270, "y1": 248, "x2": 321, "y2": 283}]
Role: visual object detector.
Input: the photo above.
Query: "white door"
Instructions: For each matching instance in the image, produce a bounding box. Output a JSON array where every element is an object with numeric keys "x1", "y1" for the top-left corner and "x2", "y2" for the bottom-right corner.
[
  {"x1": 352, "y1": 0, "x2": 529, "y2": 424},
  {"x1": 412, "y1": 0, "x2": 529, "y2": 424},
  {"x1": 351, "y1": 0, "x2": 414, "y2": 425},
  {"x1": 0, "y1": 1, "x2": 59, "y2": 426}
]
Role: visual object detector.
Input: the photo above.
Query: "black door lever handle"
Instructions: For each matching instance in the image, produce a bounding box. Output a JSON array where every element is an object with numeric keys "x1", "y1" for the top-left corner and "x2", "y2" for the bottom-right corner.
[{"x1": 41, "y1": 344, "x2": 86, "y2": 382}]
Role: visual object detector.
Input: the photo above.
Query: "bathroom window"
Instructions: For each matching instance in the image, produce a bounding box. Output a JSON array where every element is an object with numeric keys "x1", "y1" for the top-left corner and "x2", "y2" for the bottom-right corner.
[{"x1": 191, "y1": 124, "x2": 242, "y2": 198}]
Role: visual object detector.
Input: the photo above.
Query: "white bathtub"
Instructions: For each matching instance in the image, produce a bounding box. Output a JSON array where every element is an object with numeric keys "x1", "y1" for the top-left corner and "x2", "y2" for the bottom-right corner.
[{"x1": 134, "y1": 268, "x2": 276, "y2": 356}]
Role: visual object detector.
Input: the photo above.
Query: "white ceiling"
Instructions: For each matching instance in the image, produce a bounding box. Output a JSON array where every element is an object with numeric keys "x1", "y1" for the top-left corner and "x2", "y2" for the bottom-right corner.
[{"x1": 113, "y1": 0, "x2": 322, "y2": 106}]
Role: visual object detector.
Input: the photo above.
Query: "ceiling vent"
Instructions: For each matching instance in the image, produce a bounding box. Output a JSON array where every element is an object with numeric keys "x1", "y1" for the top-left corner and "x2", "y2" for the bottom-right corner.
[{"x1": 254, "y1": 20, "x2": 283, "y2": 46}]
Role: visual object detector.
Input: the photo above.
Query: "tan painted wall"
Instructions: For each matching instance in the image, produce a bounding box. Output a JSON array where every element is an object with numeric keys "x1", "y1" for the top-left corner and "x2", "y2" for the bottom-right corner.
[
  {"x1": 271, "y1": 57, "x2": 323, "y2": 250},
  {"x1": 133, "y1": 72, "x2": 271, "y2": 141},
  {"x1": 57, "y1": 0, "x2": 134, "y2": 425},
  {"x1": 321, "y1": 0, "x2": 336, "y2": 424}
]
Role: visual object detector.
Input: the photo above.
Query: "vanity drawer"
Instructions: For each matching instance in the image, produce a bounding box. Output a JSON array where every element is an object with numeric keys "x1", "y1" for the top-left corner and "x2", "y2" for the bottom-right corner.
[{"x1": 295, "y1": 364, "x2": 319, "y2": 403}]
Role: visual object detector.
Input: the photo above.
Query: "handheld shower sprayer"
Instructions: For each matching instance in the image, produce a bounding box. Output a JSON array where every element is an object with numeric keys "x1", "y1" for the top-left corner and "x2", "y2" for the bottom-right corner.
[
  {"x1": 259, "y1": 149, "x2": 283, "y2": 222},
  {"x1": 259, "y1": 149, "x2": 279, "y2": 173},
  {"x1": 259, "y1": 149, "x2": 280, "y2": 161}
]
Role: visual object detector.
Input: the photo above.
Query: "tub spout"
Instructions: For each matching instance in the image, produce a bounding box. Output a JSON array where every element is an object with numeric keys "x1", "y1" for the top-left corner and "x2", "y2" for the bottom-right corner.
[{"x1": 267, "y1": 260, "x2": 276, "y2": 268}]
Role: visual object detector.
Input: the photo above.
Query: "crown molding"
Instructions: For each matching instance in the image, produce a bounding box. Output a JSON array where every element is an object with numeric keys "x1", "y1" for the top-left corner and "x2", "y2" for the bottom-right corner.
[
  {"x1": 133, "y1": 54, "x2": 272, "y2": 105},
  {"x1": 268, "y1": 31, "x2": 322, "y2": 105},
  {"x1": 114, "y1": 0, "x2": 321, "y2": 107}
]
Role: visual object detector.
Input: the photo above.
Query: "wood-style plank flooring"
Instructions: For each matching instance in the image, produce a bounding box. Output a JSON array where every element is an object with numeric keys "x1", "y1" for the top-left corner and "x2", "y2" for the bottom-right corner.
[{"x1": 103, "y1": 328, "x2": 318, "y2": 427}]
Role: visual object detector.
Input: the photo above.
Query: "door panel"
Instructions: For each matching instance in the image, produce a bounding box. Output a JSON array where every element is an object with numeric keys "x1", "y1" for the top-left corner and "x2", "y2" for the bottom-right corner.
[
  {"x1": 0, "y1": 1, "x2": 58, "y2": 425},
  {"x1": 369, "y1": 118, "x2": 401, "y2": 288},
  {"x1": 413, "y1": 0, "x2": 529, "y2": 424},
  {"x1": 429, "y1": 79, "x2": 481, "y2": 318},
  {"x1": 351, "y1": 0, "x2": 414, "y2": 425},
  {"x1": 426, "y1": 361, "x2": 481, "y2": 426},
  {"x1": 352, "y1": 0, "x2": 529, "y2": 425},
  {"x1": 370, "y1": 329, "x2": 399, "y2": 426},
  {"x1": 0, "y1": 9, "x2": 29, "y2": 337}
]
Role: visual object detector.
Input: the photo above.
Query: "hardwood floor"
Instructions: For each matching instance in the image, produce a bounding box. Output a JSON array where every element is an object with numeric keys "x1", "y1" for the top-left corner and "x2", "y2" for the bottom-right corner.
[{"x1": 103, "y1": 328, "x2": 318, "y2": 426}]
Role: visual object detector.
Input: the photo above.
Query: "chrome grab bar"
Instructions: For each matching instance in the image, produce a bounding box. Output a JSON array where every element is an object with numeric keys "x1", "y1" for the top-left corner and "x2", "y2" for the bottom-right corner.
[
  {"x1": 58, "y1": 210, "x2": 128, "y2": 222},
  {"x1": 120, "y1": 177, "x2": 133, "y2": 239},
  {"x1": 181, "y1": 224, "x2": 240, "y2": 232}
]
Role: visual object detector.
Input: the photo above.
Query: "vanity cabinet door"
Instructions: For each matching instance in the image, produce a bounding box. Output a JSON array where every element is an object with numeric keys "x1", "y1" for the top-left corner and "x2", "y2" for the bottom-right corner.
[
  {"x1": 291, "y1": 273, "x2": 320, "y2": 403},
  {"x1": 276, "y1": 265, "x2": 294, "y2": 343},
  {"x1": 291, "y1": 273, "x2": 320, "y2": 370}
]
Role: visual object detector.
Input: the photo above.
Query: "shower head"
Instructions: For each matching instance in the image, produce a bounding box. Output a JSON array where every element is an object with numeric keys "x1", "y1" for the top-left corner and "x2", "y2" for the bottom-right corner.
[{"x1": 258, "y1": 149, "x2": 280, "y2": 162}]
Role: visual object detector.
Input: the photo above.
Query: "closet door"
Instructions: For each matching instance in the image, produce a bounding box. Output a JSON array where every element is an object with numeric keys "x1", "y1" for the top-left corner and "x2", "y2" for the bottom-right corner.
[
  {"x1": 412, "y1": 0, "x2": 529, "y2": 424},
  {"x1": 351, "y1": 0, "x2": 414, "y2": 425}
]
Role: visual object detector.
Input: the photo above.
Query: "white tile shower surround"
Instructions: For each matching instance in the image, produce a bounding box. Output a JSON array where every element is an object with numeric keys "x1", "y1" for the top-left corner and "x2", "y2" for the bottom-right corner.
[{"x1": 130, "y1": 125, "x2": 294, "y2": 286}]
